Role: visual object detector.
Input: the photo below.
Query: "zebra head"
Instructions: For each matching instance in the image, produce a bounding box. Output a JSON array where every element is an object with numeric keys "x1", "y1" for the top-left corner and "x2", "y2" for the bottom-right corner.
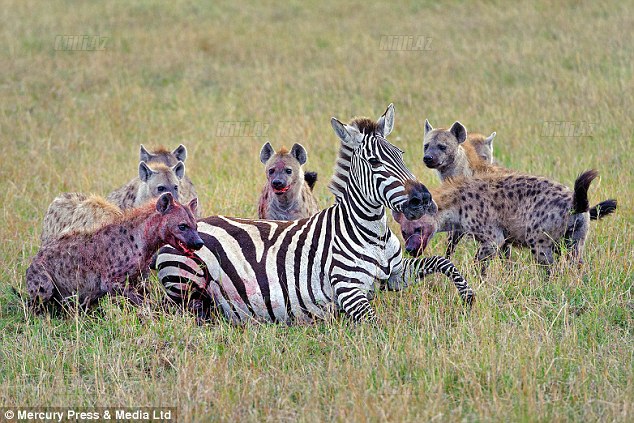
[{"x1": 330, "y1": 104, "x2": 435, "y2": 220}]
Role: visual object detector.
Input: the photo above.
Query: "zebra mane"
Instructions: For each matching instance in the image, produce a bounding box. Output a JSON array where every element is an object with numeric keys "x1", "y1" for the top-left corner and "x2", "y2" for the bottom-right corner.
[{"x1": 328, "y1": 117, "x2": 379, "y2": 201}]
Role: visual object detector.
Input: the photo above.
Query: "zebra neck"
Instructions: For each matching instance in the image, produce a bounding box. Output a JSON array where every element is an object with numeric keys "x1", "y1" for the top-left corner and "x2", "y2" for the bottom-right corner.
[{"x1": 338, "y1": 186, "x2": 389, "y2": 239}]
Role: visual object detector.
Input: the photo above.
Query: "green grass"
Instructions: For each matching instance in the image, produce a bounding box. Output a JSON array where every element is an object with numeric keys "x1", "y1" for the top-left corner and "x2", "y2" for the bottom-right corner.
[{"x1": 1, "y1": 0, "x2": 632, "y2": 421}]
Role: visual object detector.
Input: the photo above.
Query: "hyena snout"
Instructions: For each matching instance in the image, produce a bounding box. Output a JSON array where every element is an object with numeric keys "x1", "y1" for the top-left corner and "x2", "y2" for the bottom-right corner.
[
  {"x1": 403, "y1": 182, "x2": 435, "y2": 221},
  {"x1": 423, "y1": 154, "x2": 441, "y2": 168}
]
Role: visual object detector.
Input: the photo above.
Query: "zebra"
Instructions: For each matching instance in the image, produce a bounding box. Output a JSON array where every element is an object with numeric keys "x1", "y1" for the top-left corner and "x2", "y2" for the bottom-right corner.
[{"x1": 156, "y1": 104, "x2": 475, "y2": 324}]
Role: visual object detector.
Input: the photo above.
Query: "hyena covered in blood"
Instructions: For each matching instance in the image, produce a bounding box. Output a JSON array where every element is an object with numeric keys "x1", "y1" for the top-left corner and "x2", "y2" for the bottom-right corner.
[
  {"x1": 107, "y1": 160, "x2": 185, "y2": 210},
  {"x1": 27, "y1": 193, "x2": 203, "y2": 311},
  {"x1": 139, "y1": 144, "x2": 199, "y2": 213},
  {"x1": 393, "y1": 170, "x2": 617, "y2": 269},
  {"x1": 258, "y1": 142, "x2": 320, "y2": 220},
  {"x1": 40, "y1": 193, "x2": 123, "y2": 244}
]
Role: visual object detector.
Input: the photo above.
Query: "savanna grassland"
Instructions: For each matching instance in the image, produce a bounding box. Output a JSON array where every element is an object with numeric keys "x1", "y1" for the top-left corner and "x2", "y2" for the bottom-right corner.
[{"x1": 1, "y1": 1, "x2": 632, "y2": 421}]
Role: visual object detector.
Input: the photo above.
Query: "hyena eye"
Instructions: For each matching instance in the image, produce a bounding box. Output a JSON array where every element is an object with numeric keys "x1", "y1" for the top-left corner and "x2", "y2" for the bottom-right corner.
[
  {"x1": 268, "y1": 169, "x2": 275, "y2": 175},
  {"x1": 438, "y1": 144, "x2": 447, "y2": 151},
  {"x1": 423, "y1": 144, "x2": 429, "y2": 151},
  {"x1": 174, "y1": 186, "x2": 178, "y2": 191},
  {"x1": 285, "y1": 168, "x2": 292, "y2": 175},
  {"x1": 157, "y1": 186, "x2": 166, "y2": 192},
  {"x1": 178, "y1": 224, "x2": 188, "y2": 231},
  {"x1": 368, "y1": 157, "x2": 381, "y2": 166}
]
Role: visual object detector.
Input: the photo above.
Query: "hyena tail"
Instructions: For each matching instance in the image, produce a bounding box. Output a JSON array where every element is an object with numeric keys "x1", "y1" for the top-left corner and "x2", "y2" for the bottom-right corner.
[
  {"x1": 304, "y1": 171, "x2": 318, "y2": 191},
  {"x1": 589, "y1": 199, "x2": 617, "y2": 220},
  {"x1": 572, "y1": 169, "x2": 599, "y2": 214}
]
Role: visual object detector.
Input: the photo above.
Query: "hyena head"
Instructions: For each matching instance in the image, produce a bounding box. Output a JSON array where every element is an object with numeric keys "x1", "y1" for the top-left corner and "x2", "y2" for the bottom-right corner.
[
  {"x1": 330, "y1": 103, "x2": 435, "y2": 221},
  {"x1": 138, "y1": 161, "x2": 185, "y2": 203},
  {"x1": 392, "y1": 210, "x2": 437, "y2": 256},
  {"x1": 155, "y1": 193, "x2": 204, "y2": 254},
  {"x1": 468, "y1": 132, "x2": 496, "y2": 163},
  {"x1": 423, "y1": 120, "x2": 468, "y2": 170},
  {"x1": 259, "y1": 142, "x2": 307, "y2": 199},
  {"x1": 140, "y1": 144, "x2": 187, "y2": 167}
]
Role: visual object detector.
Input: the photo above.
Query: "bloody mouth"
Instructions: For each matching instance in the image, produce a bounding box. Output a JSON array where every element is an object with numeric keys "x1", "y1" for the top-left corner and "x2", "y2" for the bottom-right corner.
[
  {"x1": 273, "y1": 185, "x2": 290, "y2": 195},
  {"x1": 177, "y1": 240, "x2": 195, "y2": 256}
]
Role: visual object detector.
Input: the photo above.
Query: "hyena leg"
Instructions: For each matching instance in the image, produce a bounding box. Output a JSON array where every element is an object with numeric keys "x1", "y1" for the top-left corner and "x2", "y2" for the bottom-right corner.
[
  {"x1": 332, "y1": 279, "x2": 377, "y2": 323},
  {"x1": 475, "y1": 231, "x2": 506, "y2": 276},
  {"x1": 531, "y1": 238, "x2": 555, "y2": 266},
  {"x1": 26, "y1": 263, "x2": 55, "y2": 312},
  {"x1": 499, "y1": 242, "x2": 512, "y2": 259},
  {"x1": 445, "y1": 231, "x2": 465, "y2": 258}
]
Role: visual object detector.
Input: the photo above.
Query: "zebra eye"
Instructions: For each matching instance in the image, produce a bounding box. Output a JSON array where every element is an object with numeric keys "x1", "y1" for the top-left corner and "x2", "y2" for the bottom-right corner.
[
  {"x1": 285, "y1": 168, "x2": 292, "y2": 175},
  {"x1": 178, "y1": 224, "x2": 188, "y2": 231},
  {"x1": 438, "y1": 144, "x2": 447, "y2": 152},
  {"x1": 157, "y1": 186, "x2": 166, "y2": 192},
  {"x1": 368, "y1": 157, "x2": 381, "y2": 166}
]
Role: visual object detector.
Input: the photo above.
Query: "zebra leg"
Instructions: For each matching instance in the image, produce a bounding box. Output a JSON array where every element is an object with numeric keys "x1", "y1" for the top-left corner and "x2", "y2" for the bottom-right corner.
[
  {"x1": 389, "y1": 256, "x2": 475, "y2": 305},
  {"x1": 332, "y1": 281, "x2": 377, "y2": 323}
]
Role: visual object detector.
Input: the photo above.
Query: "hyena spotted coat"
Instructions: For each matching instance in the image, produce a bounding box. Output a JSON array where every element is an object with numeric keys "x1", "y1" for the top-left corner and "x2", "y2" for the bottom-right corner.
[
  {"x1": 27, "y1": 193, "x2": 203, "y2": 311},
  {"x1": 258, "y1": 142, "x2": 320, "y2": 220},
  {"x1": 107, "y1": 160, "x2": 185, "y2": 210},
  {"x1": 393, "y1": 170, "x2": 616, "y2": 268},
  {"x1": 419, "y1": 120, "x2": 617, "y2": 257},
  {"x1": 40, "y1": 193, "x2": 123, "y2": 244},
  {"x1": 140, "y1": 144, "x2": 199, "y2": 212}
]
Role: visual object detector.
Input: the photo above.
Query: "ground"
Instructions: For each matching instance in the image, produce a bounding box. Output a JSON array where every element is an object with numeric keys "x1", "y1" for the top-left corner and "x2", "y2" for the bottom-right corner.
[{"x1": 0, "y1": 1, "x2": 632, "y2": 421}]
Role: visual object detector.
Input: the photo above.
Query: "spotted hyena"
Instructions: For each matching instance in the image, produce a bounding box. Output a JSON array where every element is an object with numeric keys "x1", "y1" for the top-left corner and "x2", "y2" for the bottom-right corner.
[
  {"x1": 107, "y1": 161, "x2": 185, "y2": 210},
  {"x1": 40, "y1": 193, "x2": 123, "y2": 244},
  {"x1": 468, "y1": 131, "x2": 496, "y2": 164},
  {"x1": 26, "y1": 193, "x2": 203, "y2": 312},
  {"x1": 140, "y1": 144, "x2": 199, "y2": 214},
  {"x1": 258, "y1": 142, "x2": 320, "y2": 220},
  {"x1": 423, "y1": 120, "x2": 501, "y2": 181},
  {"x1": 393, "y1": 170, "x2": 617, "y2": 270}
]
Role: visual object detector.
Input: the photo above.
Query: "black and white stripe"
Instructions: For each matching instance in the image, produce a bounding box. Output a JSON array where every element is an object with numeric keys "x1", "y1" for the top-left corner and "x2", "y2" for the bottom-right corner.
[{"x1": 157, "y1": 104, "x2": 474, "y2": 323}]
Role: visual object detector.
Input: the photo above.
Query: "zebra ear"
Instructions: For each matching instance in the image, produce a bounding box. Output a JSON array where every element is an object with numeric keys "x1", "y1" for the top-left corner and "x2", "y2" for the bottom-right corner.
[
  {"x1": 424, "y1": 119, "x2": 433, "y2": 136},
  {"x1": 377, "y1": 103, "x2": 395, "y2": 137},
  {"x1": 172, "y1": 161, "x2": 185, "y2": 180},
  {"x1": 290, "y1": 143, "x2": 307, "y2": 165},
  {"x1": 449, "y1": 121, "x2": 467, "y2": 144},
  {"x1": 172, "y1": 144, "x2": 187, "y2": 162},
  {"x1": 260, "y1": 142, "x2": 275, "y2": 164},
  {"x1": 156, "y1": 192, "x2": 174, "y2": 214},
  {"x1": 139, "y1": 161, "x2": 156, "y2": 182},
  {"x1": 139, "y1": 144, "x2": 152, "y2": 163},
  {"x1": 331, "y1": 118, "x2": 361, "y2": 147}
]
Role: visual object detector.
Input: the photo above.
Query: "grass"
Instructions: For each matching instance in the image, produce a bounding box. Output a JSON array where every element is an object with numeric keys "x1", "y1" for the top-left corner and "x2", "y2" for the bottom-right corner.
[{"x1": 1, "y1": 0, "x2": 632, "y2": 421}]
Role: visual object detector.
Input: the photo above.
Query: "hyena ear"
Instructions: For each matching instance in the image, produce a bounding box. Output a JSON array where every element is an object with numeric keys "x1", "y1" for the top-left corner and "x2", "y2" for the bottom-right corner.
[
  {"x1": 424, "y1": 119, "x2": 433, "y2": 136},
  {"x1": 484, "y1": 132, "x2": 496, "y2": 147},
  {"x1": 187, "y1": 197, "x2": 198, "y2": 216},
  {"x1": 449, "y1": 121, "x2": 467, "y2": 144},
  {"x1": 139, "y1": 162, "x2": 156, "y2": 182},
  {"x1": 290, "y1": 143, "x2": 308, "y2": 165},
  {"x1": 172, "y1": 144, "x2": 187, "y2": 162},
  {"x1": 260, "y1": 142, "x2": 275, "y2": 164},
  {"x1": 331, "y1": 117, "x2": 362, "y2": 147},
  {"x1": 156, "y1": 192, "x2": 174, "y2": 214},
  {"x1": 391, "y1": 210, "x2": 405, "y2": 224},
  {"x1": 377, "y1": 103, "x2": 395, "y2": 137},
  {"x1": 139, "y1": 144, "x2": 152, "y2": 163},
  {"x1": 172, "y1": 161, "x2": 185, "y2": 180}
]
